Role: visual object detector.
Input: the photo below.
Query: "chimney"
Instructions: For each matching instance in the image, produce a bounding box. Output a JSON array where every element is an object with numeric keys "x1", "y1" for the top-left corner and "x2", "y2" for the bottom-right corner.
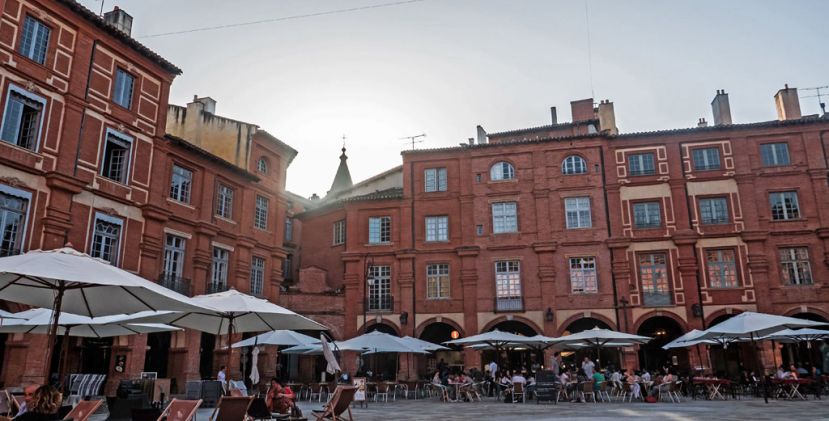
[
  {"x1": 189, "y1": 96, "x2": 217, "y2": 114},
  {"x1": 570, "y1": 98, "x2": 594, "y2": 122},
  {"x1": 103, "y1": 6, "x2": 133, "y2": 37},
  {"x1": 476, "y1": 125, "x2": 487, "y2": 145},
  {"x1": 597, "y1": 100, "x2": 618, "y2": 135},
  {"x1": 774, "y1": 84, "x2": 801, "y2": 121},
  {"x1": 467, "y1": 137, "x2": 474, "y2": 145},
  {"x1": 550, "y1": 107, "x2": 558, "y2": 125},
  {"x1": 711, "y1": 89, "x2": 732, "y2": 126},
  {"x1": 697, "y1": 118, "x2": 708, "y2": 127}
]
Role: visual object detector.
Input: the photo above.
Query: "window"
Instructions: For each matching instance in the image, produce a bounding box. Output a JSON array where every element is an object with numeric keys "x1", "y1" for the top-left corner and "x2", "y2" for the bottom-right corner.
[
  {"x1": 475, "y1": 225, "x2": 483, "y2": 236},
  {"x1": 779, "y1": 247, "x2": 813, "y2": 286},
  {"x1": 283, "y1": 254, "x2": 293, "y2": 280},
  {"x1": 639, "y1": 253, "x2": 671, "y2": 306},
  {"x1": 257, "y1": 157, "x2": 268, "y2": 174},
  {"x1": 495, "y1": 261, "x2": 522, "y2": 311},
  {"x1": 705, "y1": 249, "x2": 739, "y2": 288},
  {"x1": 19, "y1": 16, "x2": 50, "y2": 64},
  {"x1": 424, "y1": 168, "x2": 447, "y2": 192},
  {"x1": 0, "y1": 189, "x2": 29, "y2": 257},
  {"x1": 1, "y1": 88, "x2": 45, "y2": 151},
  {"x1": 565, "y1": 197, "x2": 592, "y2": 229},
  {"x1": 426, "y1": 263, "x2": 450, "y2": 299},
  {"x1": 284, "y1": 217, "x2": 293, "y2": 241},
  {"x1": 210, "y1": 247, "x2": 229, "y2": 291},
  {"x1": 769, "y1": 191, "x2": 800, "y2": 221},
  {"x1": 100, "y1": 130, "x2": 133, "y2": 184},
  {"x1": 490, "y1": 161, "x2": 515, "y2": 180},
  {"x1": 254, "y1": 195, "x2": 269, "y2": 230},
  {"x1": 162, "y1": 234, "x2": 186, "y2": 278},
  {"x1": 333, "y1": 219, "x2": 346, "y2": 245},
  {"x1": 425, "y1": 216, "x2": 448, "y2": 242},
  {"x1": 113, "y1": 69, "x2": 134, "y2": 109},
  {"x1": 368, "y1": 216, "x2": 391, "y2": 244},
  {"x1": 628, "y1": 152, "x2": 655, "y2": 176},
  {"x1": 169, "y1": 165, "x2": 192, "y2": 203},
  {"x1": 699, "y1": 197, "x2": 729, "y2": 225},
  {"x1": 90, "y1": 213, "x2": 122, "y2": 265},
  {"x1": 692, "y1": 147, "x2": 721, "y2": 171},
  {"x1": 491, "y1": 202, "x2": 518, "y2": 233},
  {"x1": 367, "y1": 265, "x2": 391, "y2": 311},
  {"x1": 216, "y1": 184, "x2": 234, "y2": 219},
  {"x1": 562, "y1": 155, "x2": 587, "y2": 174},
  {"x1": 569, "y1": 257, "x2": 597, "y2": 293},
  {"x1": 250, "y1": 256, "x2": 265, "y2": 296},
  {"x1": 760, "y1": 143, "x2": 790, "y2": 167},
  {"x1": 632, "y1": 201, "x2": 661, "y2": 228}
]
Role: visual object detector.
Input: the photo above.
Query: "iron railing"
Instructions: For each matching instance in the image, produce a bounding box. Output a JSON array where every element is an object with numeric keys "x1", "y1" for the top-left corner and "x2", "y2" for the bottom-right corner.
[
  {"x1": 495, "y1": 296, "x2": 524, "y2": 312},
  {"x1": 159, "y1": 273, "x2": 192, "y2": 296}
]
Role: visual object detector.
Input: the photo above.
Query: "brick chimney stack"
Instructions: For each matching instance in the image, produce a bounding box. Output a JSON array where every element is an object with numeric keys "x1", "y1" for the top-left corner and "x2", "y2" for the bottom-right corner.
[
  {"x1": 597, "y1": 100, "x2": 618, "y2": 135},
  {"x1": 570, "y1": 99, "x2": 594, "y2": 122},
  {"x1": 103, "y1": 6, "x2": 133, "y2": 37},
  {"x1": 774, "y1": 84, "x2": 802, "y2": 121},
  {"x1": 697, "y1": 118, "x2": 708, "y2": 127},
  {"x1": 550, "y1": 107, "x2": 558, "y2": 125},
  {"x1": 711, "y1": 90, "x2": 732, "y2": 126}
]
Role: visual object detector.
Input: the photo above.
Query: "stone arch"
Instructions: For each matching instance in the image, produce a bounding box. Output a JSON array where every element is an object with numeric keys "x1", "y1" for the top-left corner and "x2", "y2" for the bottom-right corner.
[
  {"x1": 556, "y1": 313, "x2": 616, "y2": 336},
  {"x1": 782, "y1": 306, "x2": 829, "y2": 322},
  {"x1": 631, "y1": 310, "x2": 689, "y2": 335},
  {"x1": 481, "y1": 316, "x2": 542, "y2": 336},
  {"x1": 415, "y1": 317, "x2": 465, "y2": 339},
  {"x1": 704, "y1": 308, "x2": 744, "y2": 327},
  {"x1": 358, "y1": 320, "x2": 401, "y2": 336}
]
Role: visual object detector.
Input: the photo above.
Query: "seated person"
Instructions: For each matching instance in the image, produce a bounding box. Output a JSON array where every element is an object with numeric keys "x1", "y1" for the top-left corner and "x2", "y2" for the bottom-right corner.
[
  {"x1": 511, "y1": 371, "x2": 527, "y2": 385},
  {"x1": 265, "y1": 378, "x2": 296, "y2": 414},
  {"x1": 14, "y1": 385, "x2": 60, "y2": 421},
  {"x1": 593, "y1": 369, "x2": 606, "y2": 392},
  {"x1": 626, "y1": 369, "x2": 642, "y2": 399},
  {"x1": 789, "y1": 365, "x2": 799, "y2": 380},
  {"x1": 776, "y1": 365, "x2": 788, "y2": 380}
]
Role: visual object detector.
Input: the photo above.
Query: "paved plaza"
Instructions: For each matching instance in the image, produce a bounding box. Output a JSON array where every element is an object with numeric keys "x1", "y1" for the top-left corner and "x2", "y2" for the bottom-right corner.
[{"x1": 282, "y1": 397, "x2": 829, "y2": 421}]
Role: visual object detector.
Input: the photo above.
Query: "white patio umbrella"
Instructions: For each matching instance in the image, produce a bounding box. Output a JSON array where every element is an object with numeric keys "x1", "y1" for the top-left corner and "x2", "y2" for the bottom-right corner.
[
  {"x1": 552, "y1": 327, "x2": 651, "y2": 367},
  {"x1": 398, "y1": 336, "x2": 449, "y2": 352},
  {"x1": 280, "y1": 344, "x2": 323, "y2": 355},
  {"x1": 760, "y1": 328, "x2": 829, "y2": 346},
  {"x1": 695, "y1": 312, "x2": 827, "y2": 346},
  {"x1": 0, "y1": 309, "x2": 23, "y2": 325},
  {"x1": 0, "y1": 247, "x2": 202, "y2": 377},
  {"x1": 321, "y1": 334, "x2": 341, "y2": 375},
  {"x1": 231, "y1": 330, "x2": 319, "y2": 348},
  {"x1": 443, "y1": 329, "x2": 537, "y2": 348},
  {"x1": 0, "y1": 308, "x2": 180, "y2": 384},
  {"x1": 132, "y1": 288, "x2": 326, "y2": 388},
  {"x1": 661, "y1": 329, "x2": 716, "y2": 349}
]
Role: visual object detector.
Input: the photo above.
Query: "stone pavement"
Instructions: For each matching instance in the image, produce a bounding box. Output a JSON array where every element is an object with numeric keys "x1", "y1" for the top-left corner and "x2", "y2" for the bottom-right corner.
[{"x1": 284, "y1": 396, "x2": 829, "y2": 421}]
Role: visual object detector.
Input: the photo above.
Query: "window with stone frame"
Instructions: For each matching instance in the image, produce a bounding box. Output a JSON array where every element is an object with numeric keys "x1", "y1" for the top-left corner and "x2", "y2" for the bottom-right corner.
[
  {"x1": 425, "y1": 216, "x2": 448, "y2": 242},
  {"x1": 692, "y1": 147, "x2": 721, "y2": 171},
  {"x1": 90, "y1": 213, "x2": 122, "y2": 265},
  {"x1": 491, "y1": 202, "x2": 518, "y2": 233},
  {"x1": 216, "y1": 184, "x2": 234, "y2": 219},
  {"x1": 569, "y1": 256, "x2": 597, "y2": 293},
  {"x1": 769, "y1": 191, "x2": 800, "y2": 221},
  {"x1": 490, "y1": 161, "x2": 515, "y2": 181},
  {"x1": 628, "y1": 152, "x2": 655, "y2": 176},
  {"x1": 779, "y1": 247, "x2": 813, "y2": 286},
  {"x1": 705, "y1": 249, "x2": 740, "y2": 288},
  {"x1": 169, "y1": 165, "x2": 193, "y2": 203},
  {"x1": 368, "y1": 216, "x2": 391, "y2": 244},
  {"x1": 100, "y1": 130, "x2": 133, "y2": 184},
  {"x1": 632, "y1": 201, "x2": 661, "y2": 228},
  {"x1": 254, "y1": 195, "x2": 269, "y2": 230},
  {"x1": 699, "y1": 197, "x2": 730, "y2": 225},
  {"x1": 250, "y1": 256, "x2": 265, "y2": 296},
  {"x1": 494, "y1": 260, "x2": 522, "y2": 311},
  {"x1": 210, "y1": 247, "x2": 229, "y2": 291},
  {"x1": 19, "y1": 16, "x2": 50, "y2": 64},
  {"x1": 0, "y1": 189, "x2": 29, "y2": 257},
  {"x1": 113, "y1": 68, "x2": 134, "y2": 109},
  {"x1": 424, "y1": 167, "x2": 447, "y2": 192},
  {"x1": 426, "y1": 263, "x2": 450, "y2": 299},
  {"x1": 639, "y1": 252, "x2": 671, "y2": 306},
  {"x1": 760, "y1": 142, "x2": 790, "y2": 167},
  {"x1": 1, "y1": 88, "x2": 45, "y2": 151},
  {"x1": 562, "y1": 155, "x2": 587, "y2": 175},
  {"x1": 333, "y1": 219, "x2": 346, "y2": 245},
  {"x1": 565, "y1": 197, "x2": 592, "y2": 229}
]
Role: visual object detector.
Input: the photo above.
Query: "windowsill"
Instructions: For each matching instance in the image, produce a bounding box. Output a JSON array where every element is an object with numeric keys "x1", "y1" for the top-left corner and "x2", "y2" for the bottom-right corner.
[
  {"x1": 0, "y1": 139, "x2": 40, "y2": 155},
  {"x1": 425, "y1": 240, "x2": 450, "y2": 244},
  {"x1": 565, "y1": 226, "x2": 593, "y2": 230},
  {"x1": 426, "y1": 297, "x2": 451, "y2": 301},
  {"x1": 571, "y1": 291, "x2": 599, "y2": 295},
  {"x1": 633, "y1": 226, "x2": 663, "y2": 230},
  {"x1": 331, "y1": 242, "x2": 345, "y2": 248},
  {"x1": 15, "y1": 52, "x2": 47, "y2": 69},
  {"x1": 215, "y1": 215, "x2": 237, "y2": 224},
  {"x1": 166, "y1": 197, "x2": 195, "y2": 209},
  {"x1": 707, "y1": 286, "x2": 742, "y2": 290},
  {"x1": 97, "y1": 175, "x2": 130, "y2": 188},
  {"x1": 780, "y1": 283, "x2": 818, "y2": 288},
  {"x1": 628, "y1": 173, "x2": 657, "y2": 177},
  {"x1": 254, "y1": 227, "x2": 271, "y2": 233},
  {"x1": 113, "y1": 102, "x2": 132, "y2": 112},
  {"x1": 692, "y1": 168, "x2": 722, "y2": 172},
  {"x1": 492, "y1": 231, "x2": 519, "y2": 235},
  {"x1": 366, "y1": 242, "x2": 393, "y2": 247},
  {"x1": 488, "y1": 178, "x2": 518, "y2": 184},
  {"x1": 770, "y1": 218, "x2": 805, "y2": 223},
  {"x1": 700, "y1": 221, "x2": 731, "y2": 226}
]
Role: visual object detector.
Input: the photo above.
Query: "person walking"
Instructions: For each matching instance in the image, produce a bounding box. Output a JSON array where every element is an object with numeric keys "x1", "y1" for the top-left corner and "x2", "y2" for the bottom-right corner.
[{"x1": 582, "y1": 357, "x2": 595, "y2": 378}]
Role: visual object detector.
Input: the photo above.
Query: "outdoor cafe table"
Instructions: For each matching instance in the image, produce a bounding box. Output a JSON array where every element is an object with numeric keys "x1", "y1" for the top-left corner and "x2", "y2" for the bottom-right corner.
[
  {"x1": 773, "y1": 378, "x2": 812, "y2": 400},
  {"x1": 693, "y1": 378, "x2": 731, "y2": 400}
]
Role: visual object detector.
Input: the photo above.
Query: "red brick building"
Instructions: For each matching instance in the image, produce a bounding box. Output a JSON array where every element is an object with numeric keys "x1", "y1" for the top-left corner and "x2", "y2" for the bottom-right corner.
[
  {"x1": 297, "y1": 89, "x2": 829, "y2": 375},
  {"x1": 0, "y1": 1, "x2": 301, "y2": 391}
]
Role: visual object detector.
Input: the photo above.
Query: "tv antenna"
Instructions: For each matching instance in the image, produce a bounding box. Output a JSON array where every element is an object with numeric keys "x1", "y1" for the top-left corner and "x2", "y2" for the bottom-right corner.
[
  {"x1": 801, "y1": 85, "x2": 829, "y2": 115},
  {"x1": 400, "y1": 133, "x2": 426, "y2": 150}
]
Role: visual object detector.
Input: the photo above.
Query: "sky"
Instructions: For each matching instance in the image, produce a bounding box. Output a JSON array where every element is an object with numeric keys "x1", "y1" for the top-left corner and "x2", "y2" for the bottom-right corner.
[{"x1": 79, "y1": 0, "x2": 829, "y2": 198}]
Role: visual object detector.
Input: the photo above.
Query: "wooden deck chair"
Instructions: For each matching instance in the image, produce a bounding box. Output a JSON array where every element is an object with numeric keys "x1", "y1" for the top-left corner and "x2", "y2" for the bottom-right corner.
[
  {"x1": 157, "y1": 399, "x2": 202, "y2": 421},
  {"x1": 210, "y1": 396, "x2": 253, "y2": 421},
  {"x1": 62, "y1": 399, "x2": 103, "y2": 421},
  {"x1": 580, "y1": 382, "x2": 596, "y2": 403},
  {"x1": 11, "y1": 395, "x2": 24, "y2": 415},
  {"x1": 312, "y1": 386, "x2": 356, "y2": 421}
]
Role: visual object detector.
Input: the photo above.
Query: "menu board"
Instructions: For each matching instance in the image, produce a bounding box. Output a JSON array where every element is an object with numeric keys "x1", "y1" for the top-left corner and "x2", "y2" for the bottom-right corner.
[{"x1": 353, "y1": 377, "x2": 367, "y2": 401}]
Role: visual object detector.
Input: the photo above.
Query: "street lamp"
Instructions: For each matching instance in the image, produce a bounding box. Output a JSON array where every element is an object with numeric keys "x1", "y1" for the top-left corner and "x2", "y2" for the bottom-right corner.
[
  {"x1": 363, "y1": 257, "x2": 374, "y2": 333},
  {"x1": 616, "y1": 296, "x2": 630, "y2": 332}
]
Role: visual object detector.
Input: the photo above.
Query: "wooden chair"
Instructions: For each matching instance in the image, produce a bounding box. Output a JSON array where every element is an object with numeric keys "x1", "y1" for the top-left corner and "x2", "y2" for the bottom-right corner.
[
  {"x1": 157, "y1": 399, "x2": 202, "y2": 421},
  {"x1": 210, "y1": 396, "x2": 253, "y2": 421},
  {"x1": 511, "y1": 382, "x2": 525, "y2": 403},
  {"x1": 669, "y1": 381, "x2": 683, "y2": 403},
  {"x1": 62, "y1": 399, "x2": 103, "y2": 421},
  {"x1": 580, "y1": 382, "x2": 596, "y2": 403},
  {"x1": 598, "y1": 381, "x2": 611, "y2": 402},
  {"x1": 312, "y1": 386, "x2": 356, "y2": 421}
]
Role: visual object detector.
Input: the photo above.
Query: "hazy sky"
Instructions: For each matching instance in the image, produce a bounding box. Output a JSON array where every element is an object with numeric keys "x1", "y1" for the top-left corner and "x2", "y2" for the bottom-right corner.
[{"x1": 79, "y1": 0, "x2": 829, "y2": 198}]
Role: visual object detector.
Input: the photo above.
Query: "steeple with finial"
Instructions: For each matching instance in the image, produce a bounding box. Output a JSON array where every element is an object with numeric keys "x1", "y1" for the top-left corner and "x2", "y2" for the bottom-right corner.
[{"x1": 327, "y1": 136, "x2": 353, "y2": 196}]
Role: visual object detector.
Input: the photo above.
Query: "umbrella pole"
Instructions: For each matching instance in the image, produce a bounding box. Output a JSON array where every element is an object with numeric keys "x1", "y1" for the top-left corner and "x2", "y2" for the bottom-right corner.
[
  {"x1": 58, "y1": 326, "x2": 72, "y2": 390},
  {"x1": 227, "y1": 317, "x2": 234, "y2": 393},
  {"x1": 771, "y1": 340, "x2": 778, "y2": 368},
  {"x1": 43, "y1": 283, "x2": 66, "y2": 382}
]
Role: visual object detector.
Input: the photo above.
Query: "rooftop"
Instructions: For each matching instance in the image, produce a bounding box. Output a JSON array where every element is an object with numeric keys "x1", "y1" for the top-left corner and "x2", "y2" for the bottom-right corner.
[{"x1": 57, "y1": 0, "x2": 182, "y2": 75}]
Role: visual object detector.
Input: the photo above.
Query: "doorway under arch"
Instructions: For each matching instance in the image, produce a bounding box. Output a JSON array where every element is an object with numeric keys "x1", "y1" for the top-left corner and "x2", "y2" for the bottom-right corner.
[
  {"x1": 483, "y1": 320, "x2": 540, "y2": 374},
  {"x1": 419, "y1": 322, "x2": 463, "y2": 375},
  {"x1": 144, "y1": 332, "x2": 171, "y2": 378},
  {"x1": 636, "y1": 316, "x2": 687, "y2": 372},
  {"x1": 781, "y1": 312, "x2": 828, "y2": 370},
  {"x1": 361, "y1": 323, "x2": 398, "y2": 380},
  {"x1": 560, "y1": 317, "x2": 618, "y2": 370}
]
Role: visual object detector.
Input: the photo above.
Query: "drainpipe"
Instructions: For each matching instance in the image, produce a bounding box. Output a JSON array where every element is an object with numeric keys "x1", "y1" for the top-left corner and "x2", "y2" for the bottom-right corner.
[
  {"x1": 599, "y1": 144, "x2": 622, "y2": 331},
  {"x1": 410, "y1": 160, "x2": 417, "y2": 337},
  {"x1": 678, "y1": 141, "x2": 706, "y2": 329}
]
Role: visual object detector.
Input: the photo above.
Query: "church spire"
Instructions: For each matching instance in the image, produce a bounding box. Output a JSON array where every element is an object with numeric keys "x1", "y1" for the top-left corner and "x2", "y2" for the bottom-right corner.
[{"x1": 328, "y1": 144, "x2": 353, "y2": 196}]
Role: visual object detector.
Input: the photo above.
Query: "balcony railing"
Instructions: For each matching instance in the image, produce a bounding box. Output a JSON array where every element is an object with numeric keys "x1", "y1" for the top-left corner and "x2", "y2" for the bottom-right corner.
[
  {"x1": 642, "y1": 291, "x2": 672, "y2": 307},
  {"x1": 206, "y1": 282, "x2": 229, "y2": 295},
  {"x1": 495, "y1": 296, "x2": 524, "y2": 312},
  {"x1": 159, "y1": 273, "x2": 192, "y2": 296},
  {"x1": 366, "y1": 294, "x2": 393, "y2": 312}
]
